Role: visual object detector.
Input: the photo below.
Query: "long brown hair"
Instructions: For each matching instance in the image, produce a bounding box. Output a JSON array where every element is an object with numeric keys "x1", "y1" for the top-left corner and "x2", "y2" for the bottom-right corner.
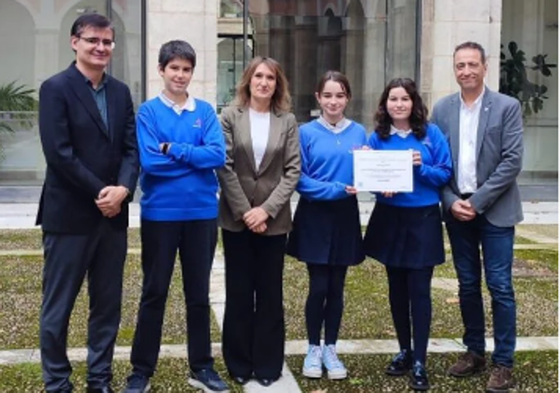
[
  {"x1": 234, "y1": 56, "x2": 292, "y2": 113},
  {"x1": 374, "y1": 77, "x2": 428, "y2": 140}
]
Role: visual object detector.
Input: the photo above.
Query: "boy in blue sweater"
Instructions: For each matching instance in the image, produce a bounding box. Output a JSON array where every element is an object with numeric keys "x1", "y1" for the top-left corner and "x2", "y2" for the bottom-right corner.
[{"x1": 123, "y1": 40, "x2": 228, "y2": 393}]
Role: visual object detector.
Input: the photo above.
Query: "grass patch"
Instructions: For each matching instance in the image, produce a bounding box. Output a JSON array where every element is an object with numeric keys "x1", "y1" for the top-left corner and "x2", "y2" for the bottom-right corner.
[
  {"x1": 514, "y1": 249, "x2": 558, "y2": 273},
  {"x1": 0, "y1": 255, "x2": 221, "y2": 350},
  {"x1": 0, "y1": 358, "x2": 244, "y2": 392},
  {"x1": 0, "y1": 228, "x2": 223, "y2": 251},
  {"x1": 0, "y1": 229, "x2": 142, "y2": 251},
  {"x1": 434, "y1": 249, "x2": 559, "y2": 279},
  {"x1": 284, "y1": 254, "x2": 558, "y2": 340},
  {"x1": 287, "y1": 351, "x2": 558, "y2": 392}
]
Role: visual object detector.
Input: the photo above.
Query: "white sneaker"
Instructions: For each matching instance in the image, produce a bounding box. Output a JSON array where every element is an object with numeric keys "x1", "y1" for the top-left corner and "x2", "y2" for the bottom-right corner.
[
  {"x1": 322, "y1": 344, "x2": 347, "y2": 380},
  {"x1": 302, "y1": 345, "x2": 322, "y2": 378}
]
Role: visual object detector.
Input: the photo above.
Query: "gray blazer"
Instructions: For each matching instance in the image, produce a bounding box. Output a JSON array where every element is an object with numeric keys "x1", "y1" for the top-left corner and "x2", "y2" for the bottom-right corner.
[
  {"x1": 217, "y1": 106, "x2": 301, "y2": 235},
  {"x1": 431, "y1": 88, "x2": 524, "y2": 227}
]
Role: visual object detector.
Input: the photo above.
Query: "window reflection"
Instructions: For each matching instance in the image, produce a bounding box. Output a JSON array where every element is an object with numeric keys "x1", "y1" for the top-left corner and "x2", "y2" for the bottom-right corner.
[{"x1": 0, "y1": 0, "x2": 143, "y2": 184}]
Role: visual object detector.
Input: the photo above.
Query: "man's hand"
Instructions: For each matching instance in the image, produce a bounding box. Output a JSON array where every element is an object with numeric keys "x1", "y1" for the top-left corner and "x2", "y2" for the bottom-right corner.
[
  {"x1": 96, "y1": 186, "x2": 129, "y2": 218},
  {"x1": 345, "y1": 185, "x2": 358, "y2": 195},
  {"x1": 243, "y1": 207, "x2": 269, "y2": 230},
  {"x1": 450, "y1": 199, "x2": 476, "y2": 221},
  {"x1": 381, "y1": 191, "x2": 396, "y2": 198}
]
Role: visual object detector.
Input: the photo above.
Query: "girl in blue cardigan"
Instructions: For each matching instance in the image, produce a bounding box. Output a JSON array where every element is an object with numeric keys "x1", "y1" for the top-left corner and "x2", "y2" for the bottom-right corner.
[
  {"x1": 287, "y1": 71, "x2": 366, "y2": 380},
  {"x1": 364, "y1": 78, "x2": 452, "y2": 391}
]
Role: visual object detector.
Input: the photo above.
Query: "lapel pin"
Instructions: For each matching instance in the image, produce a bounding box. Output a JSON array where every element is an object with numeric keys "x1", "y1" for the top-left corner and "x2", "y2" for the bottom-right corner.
[{"x1": 484, "y1": 107, "x2": 489, "y2": 112}]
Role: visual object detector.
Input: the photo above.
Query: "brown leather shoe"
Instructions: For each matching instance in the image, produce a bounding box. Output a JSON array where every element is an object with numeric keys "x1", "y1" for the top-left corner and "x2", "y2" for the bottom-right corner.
[
  {"x1": 448, "y1": 351, "x2": 486, "y2": 377},
  {"x1": 486, "y1": 365, "x2": 514, "y2": 392}
]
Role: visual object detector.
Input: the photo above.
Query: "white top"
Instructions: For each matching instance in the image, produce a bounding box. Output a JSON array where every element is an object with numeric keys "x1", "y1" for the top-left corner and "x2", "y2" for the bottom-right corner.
[
  {"x1": 317, "y1": 116, "x2": 352, "y2": 134},
  {"x1": 158, "y1": 92, "x2": 196, "y2": 115},
  {"x1": 458, "y1": 88, "x2": 485, "y2": 194},
  {"x1": 249, "y1": 108, "x2": 271, "y2": 170},
  {"x1": 390, "y1": 124, "x2": 412, "y2": 139}
]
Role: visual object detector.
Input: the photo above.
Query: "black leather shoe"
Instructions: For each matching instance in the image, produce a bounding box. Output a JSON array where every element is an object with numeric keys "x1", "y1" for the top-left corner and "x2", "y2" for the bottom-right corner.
[
  {"x1": 409, "y1": 361, "x2": 430, "y2": 391},
  {"x1": 232, "y1": 375, "x2": 251, "y2": 385},
  {"x1": 386, "y1": 349, "x2": 413, "y2": 376},
  {"x1": 256, "y1": 378, "x2": 277, "y2": 387},
  {"x1": 86, "y1": 387, "x2": 114, "y2": 393}
]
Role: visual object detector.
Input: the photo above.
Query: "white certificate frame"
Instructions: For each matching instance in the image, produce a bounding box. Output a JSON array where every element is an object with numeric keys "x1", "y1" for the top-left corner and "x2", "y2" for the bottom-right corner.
[{"x1": 353, "y1": 150, "x2": 414, "y2": 192}]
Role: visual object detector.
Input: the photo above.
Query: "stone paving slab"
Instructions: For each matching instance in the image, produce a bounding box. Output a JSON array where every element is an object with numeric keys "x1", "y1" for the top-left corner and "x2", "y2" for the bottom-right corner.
[
  {"x1": 516, "y1": 226, "x2": 558, "y2": 244},
  {"x1": 244, "y1": 363, "x2": 301, "y2": 393},
  {"x1": 1, "y1": 337, "x2": 556, "y2": 366},
  {"x1": 431, "y1": 278, "x2": 459, "y2": 292},
  {"x1": 0, "y1": 242, "x2": 555, "y2": 258},
  {"x1": 0, "y1": 202, "x2": 556, "y2": 229}
]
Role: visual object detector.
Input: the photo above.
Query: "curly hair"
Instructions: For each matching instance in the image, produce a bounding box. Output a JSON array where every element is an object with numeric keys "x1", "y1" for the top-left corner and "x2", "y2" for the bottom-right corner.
[
  {"x1": 233, "y1": 56, "x2": 292, "y2": 113},
  {"x1": 374, "y1": 78, "x2": 428, "y2": 140}
]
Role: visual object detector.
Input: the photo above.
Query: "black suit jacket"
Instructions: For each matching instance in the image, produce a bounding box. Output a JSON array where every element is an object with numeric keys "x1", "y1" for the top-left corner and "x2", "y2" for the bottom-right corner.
[{"x1": 36, "y1": 63, "x2": 139, "y2": 233}]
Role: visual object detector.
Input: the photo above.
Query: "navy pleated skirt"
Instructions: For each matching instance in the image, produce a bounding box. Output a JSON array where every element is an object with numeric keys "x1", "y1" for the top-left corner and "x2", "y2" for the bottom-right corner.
[
  {"x1": 363, "y1": 202, "x2": 445, "y2": 269},
  {"x1": 287, "y1": 196, "x2": 365, "y2": 266}
]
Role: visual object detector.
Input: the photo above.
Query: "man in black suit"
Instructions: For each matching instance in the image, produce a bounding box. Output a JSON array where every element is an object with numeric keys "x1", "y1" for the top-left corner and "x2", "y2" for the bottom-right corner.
[{"x1": 37, "y1": 14, "x2": 139, "y2": 393}]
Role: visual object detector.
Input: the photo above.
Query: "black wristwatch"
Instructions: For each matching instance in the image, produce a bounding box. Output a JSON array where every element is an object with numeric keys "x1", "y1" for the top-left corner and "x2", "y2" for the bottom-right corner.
[{"x1": 162, "y1": 143, "x2": 170, "y2": 155}]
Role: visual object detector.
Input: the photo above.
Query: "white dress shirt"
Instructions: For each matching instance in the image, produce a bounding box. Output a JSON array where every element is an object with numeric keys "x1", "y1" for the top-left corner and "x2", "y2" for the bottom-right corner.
[
  {"x1": 317, "y1": 116, "x2": 352, "y2": 134},
  {"x1": 249, "y1": 108, "x2": 270, "y2": 170},
  {"x1": 158, "y1": 92, "x2": 196, "y2": 114},
  {"x1": 390, "y1": 124, "x2": 412, "y2": 139},
  {"x1": 458, "y1": 88, "x2": 485, "y2": 194}
]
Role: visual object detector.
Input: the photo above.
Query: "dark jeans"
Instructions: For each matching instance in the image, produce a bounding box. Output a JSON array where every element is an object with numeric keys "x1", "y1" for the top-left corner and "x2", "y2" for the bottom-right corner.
[
  {"x1": 130, "y1": 219, "x2": 217, "y2": 377},
  {"x1": 221, "y1": 229, "x2": 287, "y2": 380},
  {"x1": 386, "y1": 266, "x2": 434, "y2": 364},
  {"x1": 446, "y1": 214, "x2": 516, "y2": 367},
  {"x1": 305, "y1": 264, "x2": 348, "y2": 346},
  {"x1": 41, "y1": 219, "x2": 127, "y2": 391}
]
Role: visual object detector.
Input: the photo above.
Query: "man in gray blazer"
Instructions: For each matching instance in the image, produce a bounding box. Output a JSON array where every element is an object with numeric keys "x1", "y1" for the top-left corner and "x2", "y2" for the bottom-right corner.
[{"x1": 431, "y1": 41, "x2": 523, "y2": 393}]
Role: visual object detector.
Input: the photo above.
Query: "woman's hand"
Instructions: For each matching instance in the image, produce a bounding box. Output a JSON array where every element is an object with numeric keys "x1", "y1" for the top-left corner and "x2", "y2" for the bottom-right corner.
[
  {"x1": 381, "y1": 191, "x2": 396, "y2": 198},
  {"x1": 243, "y1": 207, "x2": 269, "y2": 230},
  {"x1": 345, "y1": 185, "x2": 358, "y2": 195},
  {"x1": 251, "y1": 222, "x2": 268, "y2": 234}
]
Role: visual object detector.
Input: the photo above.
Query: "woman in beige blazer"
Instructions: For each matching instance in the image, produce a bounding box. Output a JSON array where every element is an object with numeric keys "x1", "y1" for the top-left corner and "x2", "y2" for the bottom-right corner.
[{"x1": 217, "y1": 56, "x2": 301, "y2": 387}]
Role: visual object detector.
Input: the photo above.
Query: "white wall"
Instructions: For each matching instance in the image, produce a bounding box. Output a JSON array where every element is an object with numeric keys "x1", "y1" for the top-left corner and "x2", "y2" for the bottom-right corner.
[{"x1": 146, "y1": 0, "x2": 219, "y2": 105}]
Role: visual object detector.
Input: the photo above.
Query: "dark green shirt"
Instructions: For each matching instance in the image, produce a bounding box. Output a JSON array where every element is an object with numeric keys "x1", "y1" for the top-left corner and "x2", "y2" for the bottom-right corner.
[{"x1": 86, "y1": 74, "x2": 109, "y2": 131}]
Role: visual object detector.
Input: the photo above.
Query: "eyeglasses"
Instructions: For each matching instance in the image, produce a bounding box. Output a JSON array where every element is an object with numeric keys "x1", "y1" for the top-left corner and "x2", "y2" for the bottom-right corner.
[{"x1": 78, "y1": 36, "x2": 115, "y2": 49}]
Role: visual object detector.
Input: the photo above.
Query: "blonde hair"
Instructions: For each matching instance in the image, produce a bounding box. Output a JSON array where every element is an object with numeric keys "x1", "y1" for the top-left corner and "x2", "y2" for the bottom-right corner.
[{"x1": 234, "y1": 56, "x2": 292, "y2": 113}]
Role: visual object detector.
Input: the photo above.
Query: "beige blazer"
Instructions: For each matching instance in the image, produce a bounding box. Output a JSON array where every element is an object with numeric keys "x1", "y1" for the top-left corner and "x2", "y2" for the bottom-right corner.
[{"x1": 217, "y1": 105, "x2": 301, "y2": 235}]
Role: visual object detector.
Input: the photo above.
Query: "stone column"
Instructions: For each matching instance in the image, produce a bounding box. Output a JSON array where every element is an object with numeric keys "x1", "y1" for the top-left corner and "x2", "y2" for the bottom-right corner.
[
  {"x1": 146, "y1": 0, "x2": 219, "y2": 105},
  {"x1": 361, "y1": 11, "x2": 386, "y2": 131},
  {"x1": 292, "y1": 16, "x2": 318, "y2": 121},
  {"x1": 420, "y1": 0, "x2": 502, "y2": 109}
]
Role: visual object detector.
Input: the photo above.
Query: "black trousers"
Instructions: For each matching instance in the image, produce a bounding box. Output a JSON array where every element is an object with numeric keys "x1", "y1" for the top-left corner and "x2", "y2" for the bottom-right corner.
[
  {"x1": 221, "y1": 229, "x2": 287, "y2": 380},
  {"x1": 386, "y1": 266, "x2": 434, "y2": 364},
  {"x1": 130, "y1": 219, "x2": 217, "y2": 377},
  {"x1": 305, "y1": 264, "x2": 348, "y2": 346},
  {"x1": 40, "y1": 219, "x2": 127, "y2": 391}
]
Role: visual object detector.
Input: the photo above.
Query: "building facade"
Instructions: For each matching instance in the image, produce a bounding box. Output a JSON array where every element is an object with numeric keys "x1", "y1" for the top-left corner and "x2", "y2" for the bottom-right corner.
[{"x1": 0, "y1": 0, "x2": 557, "y2": 184}]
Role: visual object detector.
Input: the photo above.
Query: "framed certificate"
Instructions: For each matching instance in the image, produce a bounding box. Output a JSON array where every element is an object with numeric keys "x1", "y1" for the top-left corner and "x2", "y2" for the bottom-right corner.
[{"x1": 353, "y1": 150, "x2": 413, "y2": 192}]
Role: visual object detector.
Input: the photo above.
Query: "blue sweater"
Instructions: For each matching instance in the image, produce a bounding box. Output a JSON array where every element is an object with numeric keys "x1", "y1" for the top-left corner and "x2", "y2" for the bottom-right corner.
[
  {"x1": 137, "y1": 97, "x2": 226, "y2": 221},
  {"x1": 297, "y1": 120, "x2": 368, "y2": 200},
  {"x1": 368, "y1": 123, "x2": 452, "y2": 207}
]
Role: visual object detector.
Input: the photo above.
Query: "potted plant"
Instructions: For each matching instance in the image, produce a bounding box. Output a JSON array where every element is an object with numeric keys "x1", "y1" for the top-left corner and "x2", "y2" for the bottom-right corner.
[
  {"x1": 0, "y1": 81, "x2": 38, "y2": 158},
  {"x1": 499, "y1": 41, "x2": 557, "y2": 117}
]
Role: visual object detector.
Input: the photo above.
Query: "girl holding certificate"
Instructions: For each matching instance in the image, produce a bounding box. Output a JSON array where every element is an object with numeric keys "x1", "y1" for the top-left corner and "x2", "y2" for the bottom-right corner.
[
  {"x1": 287, "y1": 71, "x2": 367, "y2": 380},
  {"x1": 364, "y1": 78, "x2": 452, "y2": 391}
]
